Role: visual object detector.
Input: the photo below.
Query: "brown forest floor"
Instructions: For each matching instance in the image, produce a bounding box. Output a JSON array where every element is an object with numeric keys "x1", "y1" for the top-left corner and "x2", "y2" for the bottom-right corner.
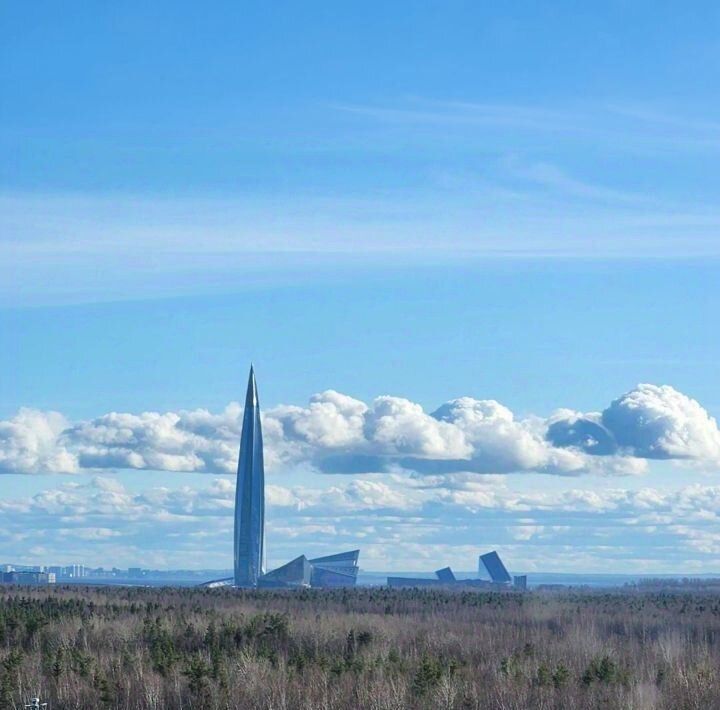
[{"x1": 2, "y1": 584, "x2": 720, "y2": 709}]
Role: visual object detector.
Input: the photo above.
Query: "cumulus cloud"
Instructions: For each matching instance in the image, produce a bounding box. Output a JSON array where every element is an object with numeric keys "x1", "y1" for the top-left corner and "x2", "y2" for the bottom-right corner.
[
  {"x1": 66, "y1": 405, "x2": 242, "y2": 473},
  {"x1": 0, "y1": 384, "x2": 718, "y2": 477},
  {"x1": 0, "y1": 474, "x2": 425, "y2": 567},
  {"x1": 0, "y1": 409, "x2": 78, "y2": 474},
  {"x1": 546, "y1": 384, "x2": 720, "y2": 464},
  {"x1": 5, "y1": 474, "x2": 720, "y2": 571},
  {"x1": 545, "y1": 410, "x2": 617, "y2": 455},
  {"x1": 602, "y1": 384, "x2": 720, "y2": 460}
]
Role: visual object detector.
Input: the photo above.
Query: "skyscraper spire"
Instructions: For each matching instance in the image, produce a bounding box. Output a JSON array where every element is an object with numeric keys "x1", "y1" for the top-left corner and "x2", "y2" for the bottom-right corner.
[
  {"x1": 234, "y1": 364, "x2": 265, "y2": 586},
  {"x1": 245, "y1": 363, "x2": 258, "y2": 408}
]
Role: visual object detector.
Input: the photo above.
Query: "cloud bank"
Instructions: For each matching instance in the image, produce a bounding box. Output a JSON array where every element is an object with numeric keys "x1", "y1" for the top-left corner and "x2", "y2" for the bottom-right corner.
[
  {"x1": 2, "y1": 384, "x2": 719, "y2": 478},
  {"x1": 5, "y1": 473, "x2": 720, "y2": 571}
]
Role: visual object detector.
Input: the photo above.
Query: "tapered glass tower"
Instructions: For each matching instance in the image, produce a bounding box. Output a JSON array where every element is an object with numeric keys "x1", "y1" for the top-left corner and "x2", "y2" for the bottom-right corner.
[{"x1": 234, "y1": 365, "x2": 265, "y2": 587}]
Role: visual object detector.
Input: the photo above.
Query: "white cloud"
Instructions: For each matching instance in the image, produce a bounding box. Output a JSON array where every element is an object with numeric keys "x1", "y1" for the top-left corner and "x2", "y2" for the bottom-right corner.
[
  {"x1": 67, "y1": 406, "x2": 241, "y2": 473},
  {"x1": 271, "y1": 391, "x2": 367, "y2": 448},
  {"x1": 602, "y1": 384, "x2": 720, "y2": 461},
  {"x1": 0, "y1": 409, "x2": 78, "y2": 474},
  {"x1": 0, "y1": 384, "x2": 718, "y2": 480},
  {"x1": 5, "y1": 474, "x2": 720, "y2": 571},
  {"x1": 510, "y1": 524, "x2": 545, "y2": 541},
  {"x1": 366, "y1": 396, "x2": 471, "y2": 458}
]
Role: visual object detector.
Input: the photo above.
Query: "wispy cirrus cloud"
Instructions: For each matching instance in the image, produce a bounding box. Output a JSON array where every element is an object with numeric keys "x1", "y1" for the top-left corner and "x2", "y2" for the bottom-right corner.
[
  {"x1": 337, "y1": 98, "x2": 720, "y2": 152},
  {"x1": 6, "y1": 100, "x2": 720, "y2": 306},
  {"x1": 332, "y1": 100, "x2": 583, "y2": 132}
]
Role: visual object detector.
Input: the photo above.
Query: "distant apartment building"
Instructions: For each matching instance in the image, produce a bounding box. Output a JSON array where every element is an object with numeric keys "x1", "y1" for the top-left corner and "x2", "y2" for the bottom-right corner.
[{"x1": 1, "y1": 571, "x2": 55, "y2": 585}]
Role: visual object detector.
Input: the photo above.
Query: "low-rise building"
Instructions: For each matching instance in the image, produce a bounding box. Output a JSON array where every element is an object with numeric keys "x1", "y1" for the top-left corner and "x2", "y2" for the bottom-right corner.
[{"x1": 1, "y1": 571, "x2": 55, "y2": 585}]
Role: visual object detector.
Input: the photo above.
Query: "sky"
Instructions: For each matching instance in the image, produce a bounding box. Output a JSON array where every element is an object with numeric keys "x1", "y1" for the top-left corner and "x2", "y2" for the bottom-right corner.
[{"x1": 2, "y1": 2, "x2": 720, "y2": 574}]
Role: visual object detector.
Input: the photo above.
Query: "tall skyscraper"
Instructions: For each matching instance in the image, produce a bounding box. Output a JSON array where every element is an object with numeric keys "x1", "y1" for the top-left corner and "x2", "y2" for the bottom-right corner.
[{"x1": 234, "y1": 365, "x2": 265, "y2": 587}]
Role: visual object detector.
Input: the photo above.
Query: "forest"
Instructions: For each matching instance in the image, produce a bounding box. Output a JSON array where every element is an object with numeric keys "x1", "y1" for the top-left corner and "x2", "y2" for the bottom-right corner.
[{"x1": 1, "y1": 584, "x2": 720, "y2": 709}]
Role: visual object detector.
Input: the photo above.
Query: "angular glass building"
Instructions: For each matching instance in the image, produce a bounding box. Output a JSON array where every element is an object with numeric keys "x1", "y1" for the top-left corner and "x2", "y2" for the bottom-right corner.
[
  {"x1": 259, "y1": 555, "x2": 313, "y2": 588},
  {"x1": 387, "y1": 550, "x2": 523, "y2": 590},
  {"x1": 234, "y1": 365, "x2": 265, "y2": 587},
  {"x1": 309, "y1": 550, "x2": 360, "y2": 587},
  {"x1": 259, "y1": 550, "x2": 360, "y2": 589},
  {"x1": 435, "y1": 566, "x2": 456, "y2": 583},
  {"x1": 479, "y1": 551, "x2": 512, "y2": 584}
]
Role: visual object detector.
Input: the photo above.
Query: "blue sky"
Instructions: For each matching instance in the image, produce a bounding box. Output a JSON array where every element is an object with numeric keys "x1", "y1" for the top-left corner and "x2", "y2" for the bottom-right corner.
[{"x1": 2, "y1": 2, "x2": 720, "y2": 573}]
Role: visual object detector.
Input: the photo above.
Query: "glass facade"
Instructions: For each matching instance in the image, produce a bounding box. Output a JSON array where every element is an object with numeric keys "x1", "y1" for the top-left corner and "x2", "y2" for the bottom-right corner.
[
  {"x1": 234, "y1": 366, "x2": 265, "y2": 587},
  {"x1": 479, "y1": 551, "x2": 512, "y2": 584},
  {"x1": 388, "y1": 551, "x2": 520, "y2": 590},
  {"x1": 259, "y1": 555, "x2": 313, "y2": 588},
  {"x1": 513, "y1": 575, "x2": 528, "y2": 590},
  {"x1": 231, "y1": 367, "x2": 361, "y2": 589},
  {"x1": 435, "y1": 566, "x2": 456, "y2": 582},
  {"x1": 309, "y1": 550, "x2": 360, "y2": 587},
  {"x1": 259, "y1": 550, "x2": 361, "y2": 588}
]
